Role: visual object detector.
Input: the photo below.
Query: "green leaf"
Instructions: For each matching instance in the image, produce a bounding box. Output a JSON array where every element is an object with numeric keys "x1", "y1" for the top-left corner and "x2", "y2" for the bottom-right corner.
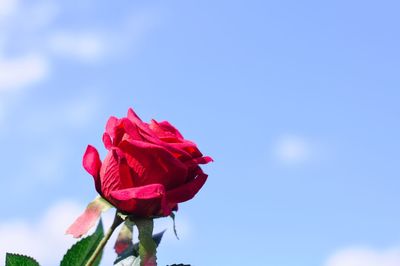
[
  {"x1": 135, "y1": 219, "x2": 157, "y2": 266},
  {"x1": 61, "y1": 219, "x2": 104, "y2": 266},
  {"x1": 5, "y1": 253, "x2": 40, "y2": 266}
]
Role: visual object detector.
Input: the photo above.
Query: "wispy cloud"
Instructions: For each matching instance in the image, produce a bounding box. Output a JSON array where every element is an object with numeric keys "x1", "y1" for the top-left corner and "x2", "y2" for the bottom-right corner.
[
  {"x1": 325, "y1": 246, "x2": 400, "y2": 266},
  {"x1": 0, "y1": 1, "x2": 55, "y2": 114},
  {"x1": 0, "y1": 1, "x2": 161, "y2": 125},
  {"x1": 0, "y1": 54, "x2": 49, "y2": 92},
  {"x1": 0, "y1": 0, "x2": 18, "y2": 19},
  {"x1": 46, "y1": 8, "x2": 161, "y2": 62},
  {"x1": 48, "y1": 32, "x2": 105, "y2": 62},
  {"x1": 0, "y1": 200, "x2": 83, "y2": 266},
  {"x1": 274, "y1": 134, "x2": 312, "y2": 165}
]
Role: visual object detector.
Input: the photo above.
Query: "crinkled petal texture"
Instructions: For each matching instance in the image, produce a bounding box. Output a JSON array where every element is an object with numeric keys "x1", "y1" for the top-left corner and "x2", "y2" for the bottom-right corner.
[{"x1": 84, "y1": 108, "x2": 213, "y2": 218}]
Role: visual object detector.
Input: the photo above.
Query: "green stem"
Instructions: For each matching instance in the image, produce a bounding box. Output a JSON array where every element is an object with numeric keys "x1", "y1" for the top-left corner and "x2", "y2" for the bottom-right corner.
[{"x1": 85, "y1": 212, "x2": 123, "y2": 266}]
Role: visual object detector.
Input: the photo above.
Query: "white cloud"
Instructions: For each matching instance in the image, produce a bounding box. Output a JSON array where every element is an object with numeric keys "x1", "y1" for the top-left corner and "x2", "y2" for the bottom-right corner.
[
  {"x1": 0, "y1": 0, "x2": 18, "y2": 19},
  {"x1": 0, "y1": 54, "x2": 49, "y2": 92},
  {"x1": 0, "y1": 2, "x2": 161, "y2": 125},
  {"x1": 0, "y1": 1, "x2": 56, "y2": 94},
  {"x1": 49, "y1": 32, "x2": 105, "y2": 62},
  {"x1": 274, "y1": 134, "x2": 312, "y2": 164},
  {"x1": 47, "y1": 8, "x2": 161, "y2": 62},
  {"x1": 325, "y1": 247, "x2": 400, "y2": 266},
  {"x1": 0, "y1": 200, "x2": 83, "y2": 266}
]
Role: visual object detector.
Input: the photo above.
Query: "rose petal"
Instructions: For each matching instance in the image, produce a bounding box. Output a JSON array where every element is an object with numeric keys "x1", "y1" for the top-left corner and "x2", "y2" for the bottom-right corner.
[
  {"x1": 102, "y1": 133, "x2": 113, "y2": 150},
  {"x1": 105, "y1": 116, "x2": 119, "y2": 139},
  {"x1": 168, "y1": 141, "x2": 203, "y2": 157},
  {"x1": 166, "y1": 170, "x2": 208, "y2": 204},
  {"x1": 110, "y1": 184, "x2": 170, "y2": 216},
  {"x1": 127, "y1": 108, "x2": 156, "y2": 138},
  {"x1": 158, "y1": 120, "x2": 184, "y2": 139},
  {"x1": 83, "y1": 145, "x2": 102, "y2": 178},
  {"x1": 100, "y1": 150, "x2": 126, "y2": 197},
  {"x1": 119, "y1": 140, "x2": 188, "y2": 189},
  {"x1": 127, "y1": 108, "x2": 142, "y2": 122},
  {"x1": 110, "y1": 183, "x2": 166, "y2": 200},
  {"x1": 121, "y1": 118, "x2": 142, "y2": 140},
  {"x1": 149, "y1": 120, "x2": 182, "y2": 143},
  {"x1": 66, "y1": 196, "x2": 112, "y2": 238},
  {"x1": 130, "y1": 129, "x2": 194, "y2": 161},
  {"x1": 192, "y1": 156, "x2": 214, "y2": 165}
]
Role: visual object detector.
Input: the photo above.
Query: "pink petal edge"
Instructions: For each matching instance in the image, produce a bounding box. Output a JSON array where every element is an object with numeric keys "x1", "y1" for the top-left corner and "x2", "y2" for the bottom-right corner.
[{"x1": 66, "y1": 198, "x2": 110, "y2": 238}]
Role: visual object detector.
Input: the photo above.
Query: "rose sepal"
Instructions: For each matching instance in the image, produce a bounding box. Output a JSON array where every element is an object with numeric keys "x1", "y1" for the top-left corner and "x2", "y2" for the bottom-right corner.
[{"x1": 66, "y1": 196, "x2": 113, "y2": 238}]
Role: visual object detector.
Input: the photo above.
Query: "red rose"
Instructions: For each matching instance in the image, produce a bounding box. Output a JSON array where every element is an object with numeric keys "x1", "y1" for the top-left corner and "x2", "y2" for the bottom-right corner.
[{"x1": 83, "y1": 108, "x2": 213, "y2": 218}]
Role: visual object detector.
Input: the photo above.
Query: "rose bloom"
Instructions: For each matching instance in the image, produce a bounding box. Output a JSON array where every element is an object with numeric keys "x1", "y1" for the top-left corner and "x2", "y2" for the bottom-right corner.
[{"x1": 83, "y1": 108, "x2": 212, "y2": 218}]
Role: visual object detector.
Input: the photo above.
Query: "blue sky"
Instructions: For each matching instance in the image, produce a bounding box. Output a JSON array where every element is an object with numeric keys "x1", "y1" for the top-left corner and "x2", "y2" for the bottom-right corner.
[{"x1": 1, "y1": 0, "x2": 400, "y2": 265}]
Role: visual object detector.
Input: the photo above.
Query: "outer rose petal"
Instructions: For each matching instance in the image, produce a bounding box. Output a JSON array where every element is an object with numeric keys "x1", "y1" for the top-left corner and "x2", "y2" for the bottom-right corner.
[
  {"x1": 166, "y1": 170, "x2": 208, "y2": 204},
  {"x1": 110, "y1": 184, "x2": 170, "y2": 216},
  {"x1": 168, "y1": 142, "x2": 203, "y2": 157},
  {"x1": 99, "y1": 150, "x2": 129, "y2": 197},
  {"x1": 83, "y1": 145, "x2": 102, "y2": 178},
  {"x1": 110, "y1": 183, "x2": 166, "y2": 200},
  {"x1": 192, "y1": 156, "x2": 214, "y2": 165}
]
